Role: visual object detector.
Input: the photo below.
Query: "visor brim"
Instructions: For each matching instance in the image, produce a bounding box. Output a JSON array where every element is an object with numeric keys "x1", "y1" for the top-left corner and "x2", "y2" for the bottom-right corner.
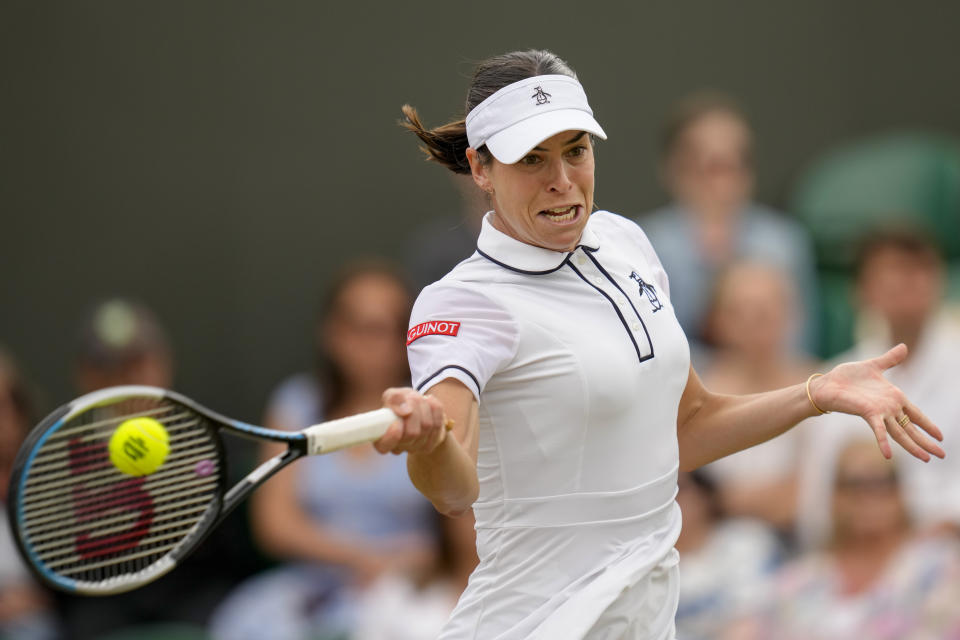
[{"x1": 484, "y1": 110, "x2": 607, "y2": 165}]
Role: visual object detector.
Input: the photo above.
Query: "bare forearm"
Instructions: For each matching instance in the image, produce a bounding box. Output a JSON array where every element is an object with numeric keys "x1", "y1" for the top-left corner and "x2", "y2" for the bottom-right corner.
[
  {"x1": 677, "y1": 345, "x2": 946, "y2": 471},
  {"x1": 678, "y1": 379, "x2": 817, "y2": 471},
  {"x1": 407, "y1": 432, "x2": 479, "y2": 516},
  {"x1": 380, "y1": 380, "x2": 481, "y2": 517}
]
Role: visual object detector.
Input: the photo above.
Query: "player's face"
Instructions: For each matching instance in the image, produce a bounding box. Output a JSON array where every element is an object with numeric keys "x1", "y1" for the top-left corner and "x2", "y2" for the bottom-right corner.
[{"x1": 471, "y1": 130, "x2": 595, "y2": 253}]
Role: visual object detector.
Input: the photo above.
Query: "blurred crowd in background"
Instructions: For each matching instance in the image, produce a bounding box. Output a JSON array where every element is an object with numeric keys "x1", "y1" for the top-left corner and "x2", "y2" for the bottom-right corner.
[{"x1": 3, "y1": 92, "x2": 960, "y2": 640}]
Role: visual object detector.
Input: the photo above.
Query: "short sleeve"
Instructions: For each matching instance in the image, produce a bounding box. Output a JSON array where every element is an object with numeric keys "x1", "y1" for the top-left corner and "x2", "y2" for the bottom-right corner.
[{"x1": 407, "y1": 282, "x2": 518, "y2": 402}]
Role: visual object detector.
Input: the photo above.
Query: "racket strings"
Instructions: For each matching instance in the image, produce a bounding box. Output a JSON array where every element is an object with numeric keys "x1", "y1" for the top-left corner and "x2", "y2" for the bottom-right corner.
[
  {"x1": 23, "y1": 410, "x2": 196, "y2": 473},
  {"x1": 23, "y1": 429, "x2": 215, "y2": 495},
  {"x1": 19, "y1": 397, "x2": 222, "y2": 586}
]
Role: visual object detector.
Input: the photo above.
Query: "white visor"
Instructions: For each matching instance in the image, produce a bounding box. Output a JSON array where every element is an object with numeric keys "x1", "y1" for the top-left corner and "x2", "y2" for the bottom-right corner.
[{"x1": 465, "y1": 74, "x2": 607, "y2": 164}]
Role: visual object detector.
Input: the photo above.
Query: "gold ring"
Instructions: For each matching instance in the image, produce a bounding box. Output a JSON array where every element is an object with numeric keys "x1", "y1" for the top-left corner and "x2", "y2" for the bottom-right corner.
[{"x1": 897, "y1": 414, "x2": 910, "y2": 428}]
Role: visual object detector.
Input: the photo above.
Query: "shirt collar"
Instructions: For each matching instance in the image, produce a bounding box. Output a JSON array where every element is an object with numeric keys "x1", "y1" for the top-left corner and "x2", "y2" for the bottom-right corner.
[{"x1": 476, "y1": 211, "x2": 601, "y2": 274}]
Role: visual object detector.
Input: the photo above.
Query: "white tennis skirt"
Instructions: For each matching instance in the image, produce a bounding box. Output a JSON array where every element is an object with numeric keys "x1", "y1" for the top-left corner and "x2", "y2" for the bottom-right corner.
[{"x1": 440, "y1": 495, "x2": 682, "y2": 640}]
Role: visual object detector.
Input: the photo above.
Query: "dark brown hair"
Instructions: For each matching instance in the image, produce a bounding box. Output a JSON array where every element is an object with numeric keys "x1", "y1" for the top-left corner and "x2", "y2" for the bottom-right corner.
[
  {"x1": 400, "y1": 50, "x2": 578, "y2": 174},
  {"x1": 314, "y1": 261, "x2": 413, "y2": 412},
  {"x1": 855, "y1": 226, "x2": 943, "y2": 279}
]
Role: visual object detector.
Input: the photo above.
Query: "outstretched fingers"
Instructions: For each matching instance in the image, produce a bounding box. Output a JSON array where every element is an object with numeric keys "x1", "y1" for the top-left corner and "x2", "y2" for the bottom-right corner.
[
  {"x1": 884, "y1": 415, "x2": 930, "y2": 462},
  {"x1": 872, "y1": 343, "x2": 909, "y2": 371},
  {"x1": 905, "y1": 401, "x2": 944, "y2": 443},
  {"x1": 868, "y1": 415, "x2": 893, "y2": 459},
  {"x1": 899, "y1": 403, "x2": 946, "y2": 459}
]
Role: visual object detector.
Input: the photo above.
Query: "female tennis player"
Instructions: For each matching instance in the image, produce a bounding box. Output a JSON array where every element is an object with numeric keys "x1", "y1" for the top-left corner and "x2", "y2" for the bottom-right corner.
[{"x1": 374, "y1": 50, "x2": 945, "y2": 639}]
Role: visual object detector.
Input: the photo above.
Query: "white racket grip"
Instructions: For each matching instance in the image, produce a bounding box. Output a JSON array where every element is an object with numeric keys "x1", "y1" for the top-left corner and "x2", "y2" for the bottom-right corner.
[{"x1": 304, "y1": 408, "x2": 398, "y2": 454}]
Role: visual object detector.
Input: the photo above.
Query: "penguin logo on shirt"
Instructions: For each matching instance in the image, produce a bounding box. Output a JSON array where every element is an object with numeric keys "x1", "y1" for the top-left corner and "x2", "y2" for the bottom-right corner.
[
  {"x1": 532, "y1": 86, "x2": 551, "y2": 105},
  {"x1": 630, "y1": 272, "x2": 663, "y2": 313}
]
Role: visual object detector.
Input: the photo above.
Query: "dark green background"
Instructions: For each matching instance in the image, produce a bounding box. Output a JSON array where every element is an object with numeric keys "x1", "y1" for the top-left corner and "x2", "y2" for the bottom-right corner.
[{"x1": 2, "y1": 1, "x2": 959, "y2": 421}]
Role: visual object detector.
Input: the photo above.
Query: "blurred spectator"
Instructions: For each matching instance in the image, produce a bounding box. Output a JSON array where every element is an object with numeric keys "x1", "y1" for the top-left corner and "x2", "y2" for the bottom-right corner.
[
  {"x1": 351, "y1": 508, "x2": 475, "y2": 640},
  {"x1": 74, "y1": 298, "x2": 173, "y2": 392},
  {"x1": 796, "y1": 229, "x2": 960, "y2": 549},
  {"x1": 699, "y1": 263, "x2": 819, "y2": 533},
  {"x1": 734, "y1": 438, "x2": 960, "y2": 639},
  {"x1": 0, "y1": 348, "x2": 61, "y2": 640},
  {"x1": 209, "y1": 263, "x2": 475, "y2": 640},
  {"x1": 637, "y1": 91, "x2": 818, "y2": 354},
  {"x1": 673, "y1": 471, "x2": 782, "y2": 640},
  {"x1": 59, "y1": 298, "x2": 242, "y2": 640},
  {"x1": 403, "y1": 174, "x2": 487, "y2": 292}
]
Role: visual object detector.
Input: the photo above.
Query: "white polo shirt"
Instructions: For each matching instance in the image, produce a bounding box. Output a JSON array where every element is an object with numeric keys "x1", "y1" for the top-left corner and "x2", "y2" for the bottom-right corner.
[{"x1": 408, "y1": 211, "x2": 691, "y2": 639}]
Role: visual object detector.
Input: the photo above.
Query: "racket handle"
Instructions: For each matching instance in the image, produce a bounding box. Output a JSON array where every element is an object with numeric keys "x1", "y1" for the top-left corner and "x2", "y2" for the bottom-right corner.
[{"x1": 304, "y1": 408, "x2": 398, "y2": 454}]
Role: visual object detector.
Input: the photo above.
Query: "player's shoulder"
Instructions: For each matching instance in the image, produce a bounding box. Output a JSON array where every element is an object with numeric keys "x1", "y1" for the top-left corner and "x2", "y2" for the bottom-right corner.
[
  {"x1": 420, "y1": 252, "x2": 495, "y2": 294},
  {"x1": 590, "y1": 210, "x2": 658, "y2": 255},
  {"x1": 413, "y1": 255, "x2": 511, "y2": 317}
]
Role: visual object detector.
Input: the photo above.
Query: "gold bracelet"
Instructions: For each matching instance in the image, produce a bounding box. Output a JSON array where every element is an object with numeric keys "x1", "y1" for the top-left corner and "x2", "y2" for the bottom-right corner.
[{"x1": 806, "y1": 373, "x2": 830, "y2": 415}]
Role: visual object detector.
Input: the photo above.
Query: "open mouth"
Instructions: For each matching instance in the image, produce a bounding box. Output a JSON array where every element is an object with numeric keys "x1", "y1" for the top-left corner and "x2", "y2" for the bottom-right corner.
[{"x1": 540, "y1": 205, "x2": 581, "y2": 225}]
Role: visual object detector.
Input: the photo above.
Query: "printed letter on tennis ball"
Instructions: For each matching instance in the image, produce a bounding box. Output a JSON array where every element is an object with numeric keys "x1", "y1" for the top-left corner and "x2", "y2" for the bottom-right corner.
[{"x1": 109, "y1": 417, "x2": 170, "y2": 476}]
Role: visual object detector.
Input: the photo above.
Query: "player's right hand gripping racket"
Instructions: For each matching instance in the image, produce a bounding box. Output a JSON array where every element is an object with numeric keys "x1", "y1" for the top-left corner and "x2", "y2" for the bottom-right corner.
[{"x1": 7, "y1": 385, "x2": 398, "y2": 596}]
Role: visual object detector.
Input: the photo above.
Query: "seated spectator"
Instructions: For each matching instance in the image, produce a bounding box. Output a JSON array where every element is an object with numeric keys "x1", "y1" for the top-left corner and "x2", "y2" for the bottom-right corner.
[
  {"x1": 735, "y1": 438, "x2": 960, "y2": 639},
  {"x1": 674, "y1": 471, "x2": 782, "y2": 640},
  {"x1": 637, "y1": 91, "x2": 818, "y2": 354},
  {"x1": 699, "y1": 263, "x2": 819, "y2": 533},
  {"x1": 796, "y1": 229, "x2": 960, "y2": 548},
  {"x1": 59, "y1": 299, "x2": 242, "y2": 639},
  {"x1": 74, "y1": 298, "x2": 173, "y2": 392},
  {"x1": 210, "y1": 263, "x2": 475, "y2": 640},
  {"x1": 351, "y1": 507, "x2": 475, "y2": 640},
  {"x1": 0, "y1": 348, "x2": 61, "y2": 640}
]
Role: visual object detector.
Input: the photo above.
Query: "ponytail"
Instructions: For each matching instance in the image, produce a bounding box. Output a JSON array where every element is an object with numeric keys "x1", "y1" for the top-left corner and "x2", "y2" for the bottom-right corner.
[{"x1": 399, "y1": 104, "x2": 478, "y2": 175}]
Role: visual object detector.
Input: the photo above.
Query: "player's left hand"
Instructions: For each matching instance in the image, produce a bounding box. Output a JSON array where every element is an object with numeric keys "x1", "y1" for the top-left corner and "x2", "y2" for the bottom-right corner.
[
  {"x1": 808, "y1": 343, "x2": 945, "y2": 461},
  {"x1": 376, "y1": 387, "x2": 449, "y2": 455}
]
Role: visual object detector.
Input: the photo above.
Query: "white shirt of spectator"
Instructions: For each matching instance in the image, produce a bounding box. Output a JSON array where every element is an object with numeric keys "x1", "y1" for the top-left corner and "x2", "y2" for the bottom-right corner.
[
  {"x1": 407, "y1": 210, "x2": 691, "y2": 638},
  {"x1": 796, "y1": 315, "x2": 960, "y2": 548}
]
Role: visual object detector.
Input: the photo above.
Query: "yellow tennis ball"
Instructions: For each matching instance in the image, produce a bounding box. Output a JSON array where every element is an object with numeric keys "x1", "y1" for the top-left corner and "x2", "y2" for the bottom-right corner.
[{"x1": 109, "y1": 417, "x2": 170, "y2": 476}]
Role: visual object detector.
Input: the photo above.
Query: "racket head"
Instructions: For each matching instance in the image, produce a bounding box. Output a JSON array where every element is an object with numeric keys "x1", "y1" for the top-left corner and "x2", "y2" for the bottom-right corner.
[{"x1": 8, "y1": 386, "x2": 229, "y2": 595}]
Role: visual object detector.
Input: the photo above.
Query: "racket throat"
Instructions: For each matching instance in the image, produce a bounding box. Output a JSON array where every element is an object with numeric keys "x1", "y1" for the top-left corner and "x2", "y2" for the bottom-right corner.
[{"x1": 221, "y1": 448, "x2": 302, "y2": 516}]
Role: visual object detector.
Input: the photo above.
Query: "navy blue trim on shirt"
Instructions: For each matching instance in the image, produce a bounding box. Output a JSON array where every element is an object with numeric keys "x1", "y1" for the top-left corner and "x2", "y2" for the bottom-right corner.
[
  {"x1": 584, "y1": 251, "x2": 655, "y2": 359},
  {"x1": 477, "y1": 249, "x2": 573, "y2": 275},
  {"x1": 567, "y1": 262, "x2": 653, "y2": 364},
  {"x1": 416, "y1": 365, "x2": 481, "y2": 397}
]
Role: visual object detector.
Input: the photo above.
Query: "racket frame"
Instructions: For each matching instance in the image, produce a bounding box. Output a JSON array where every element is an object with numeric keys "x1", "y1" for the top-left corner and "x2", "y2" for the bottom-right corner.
[{"x1": 7, "y1": 386, "x2": 323, "y2": 595}]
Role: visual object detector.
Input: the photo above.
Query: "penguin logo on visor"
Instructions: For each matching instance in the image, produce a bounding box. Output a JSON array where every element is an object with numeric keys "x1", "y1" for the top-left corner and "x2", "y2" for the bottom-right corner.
[{"x1": 532, "y1": 86, "x2": 551, "y2": 105}]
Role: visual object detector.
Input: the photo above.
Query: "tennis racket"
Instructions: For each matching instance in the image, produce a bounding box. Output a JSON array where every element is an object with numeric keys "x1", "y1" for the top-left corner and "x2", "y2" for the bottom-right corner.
[{"x1": 7, "y1": 385, "x2": 398, "y2": 596}]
